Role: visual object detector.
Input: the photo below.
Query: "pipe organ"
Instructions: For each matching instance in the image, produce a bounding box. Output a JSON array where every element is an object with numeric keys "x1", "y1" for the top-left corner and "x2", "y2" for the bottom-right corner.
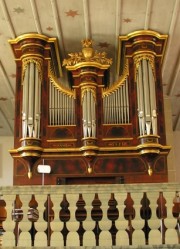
[{"x1": 9, "y1": 31, "x2": 171, "y2": 185}]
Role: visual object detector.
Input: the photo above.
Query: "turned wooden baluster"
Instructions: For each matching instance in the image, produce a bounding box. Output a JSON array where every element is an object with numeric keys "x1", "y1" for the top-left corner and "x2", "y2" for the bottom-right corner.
[
  {"x1": 75, "y1": 193, "x2": 87, "y2": 246},
  {"x1": 59, "y1": 194, "x2": 70, "y2": 246},
  {"x1": 98, "y1": 193, "x2": 112, "y2": 246},
  {"x1": 163, "y1": 190, "x2": 179, "y2": 244},
  {"x1": 44, "y1": 194, "x2": 54, "y2": 246},
  {"x1": 172, "y1": 191, "x2": 180, "y2": 243},
  {"x1": 34, "y1": 194, "x2": 47, "y2": 247},
  {"x1": 50, "y1": 193, "x2": 64, "y2": 246},
  {"x1": 66, "y1": 193, "x2": 79, "y2": 246},
  {"x1": 107, "y1": 193, "x2": 119, "y2": 245},
  {"x1": 0, "y1": 197, "x2": 7, "y2": 246},
  {"x1": 140, "y1": 192, "x2": 151, "y2": 244},
  {"x1": 18, "y1": 193, "x2": 32, "y2": 246},
  {"x1": 131, "y1": 192, "x2": 145, "y2": 245},
  {"x1": 28, "y1": 194, "x2": 39, "y2": 246},
  {"x1": 124, "y1": 192, "x2": 135, "y2": 245},
  {"x1": 156, "y1": 192, "x2": 167, "y2": 244},
  {"x1": 12, "y1": 195, "x2": 23, "y2": 246},
  {"x1": 82, "y1": 193, "x2": 96, "y2": 246},
  {"x1": 91, "y1": 193, "x2": 103, "y2": 245}
]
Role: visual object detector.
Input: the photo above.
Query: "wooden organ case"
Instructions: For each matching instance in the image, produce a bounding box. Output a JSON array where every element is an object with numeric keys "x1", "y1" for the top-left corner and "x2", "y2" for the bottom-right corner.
[{"x1": 9, "y1": 30, "x2": 171, "y2": 185}]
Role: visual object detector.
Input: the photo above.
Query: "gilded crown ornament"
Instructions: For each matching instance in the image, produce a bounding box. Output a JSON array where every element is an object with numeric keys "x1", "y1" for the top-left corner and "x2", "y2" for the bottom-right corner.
[{"x1": 63, "y1": 39, "x2": 112, "y2": 67}]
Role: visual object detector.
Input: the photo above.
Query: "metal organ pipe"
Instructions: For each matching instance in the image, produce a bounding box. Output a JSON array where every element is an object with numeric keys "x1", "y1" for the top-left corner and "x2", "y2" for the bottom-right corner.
[
  {"x1": 28, "y1": 62, "x2": 34, "y2": 137},
  {"x1": 136, "y1": 58, "x2": 157, "y2": 136},
  {"x1": 22, "y1": 61, "x2": 41, "y2": 139},
  {"x1": 22, "y1": 63, "x2": 29, "y2": 138},
  {"x1": 148, "y1": 62, "x2": 157, "y2": 135},
  {"x1": 137, "y1": 61, "x2": 145, "y2": 136},
  {"x1": 34, "y1": 66, "x2": 40, "y2": 138},
  {"x1": 49, "y1": 78, "x2": 75, "y2": 126},
  {"x1": 142, "y1": 59, "x2": 151, "y2": 135},
  {"x1": 103, "y1": 77, "x2": 130, "y2": 124},
  {"x1": 82, "y1": 88, "x2": 96, "y2": 138},
  {"x1": 125, "y1": 78, "x2": 130, "y2": 123}
]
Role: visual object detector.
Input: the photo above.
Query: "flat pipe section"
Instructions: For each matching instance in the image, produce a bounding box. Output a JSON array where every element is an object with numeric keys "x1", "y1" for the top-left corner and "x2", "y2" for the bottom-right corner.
[
  {"x1": 49, "y1": 81, "x2": 75, "y2": 126},
  {"x1": 103, "y1": 78, "x2": 130, "y2": 124},
  {"x1": 136, "y1": 59, "x2": 157, "y2": 136}
]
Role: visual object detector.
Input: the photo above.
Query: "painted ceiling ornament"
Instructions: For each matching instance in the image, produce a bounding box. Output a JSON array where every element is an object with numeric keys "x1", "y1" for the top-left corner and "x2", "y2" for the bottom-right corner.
[
  {"x1": 10, "y1": 73, "x2": 16, "y2": 78},
  {"x1": 46, "y1": 26, "x2": 53, "y2": 31},
  {"x1": 0, "y1": 97, "x2": 7, "y2": 101},
  {"x1": 65, "y1": 9, "x2": 79, "y2": 18},
  {"x1": 123, "y1": 18, "x2": 132, "y2": 23},
  {"x1": 63, "y1": 39, "x2": 112, "y2": 67},
  {"x1": 13, "y1": 7, "x2": 24, "y2": 14}
]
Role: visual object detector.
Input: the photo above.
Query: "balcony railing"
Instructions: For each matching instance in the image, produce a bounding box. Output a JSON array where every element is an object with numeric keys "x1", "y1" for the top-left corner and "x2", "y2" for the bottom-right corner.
[{"x1": 0, "y1": 183, "x2": 179, "y2": 247}]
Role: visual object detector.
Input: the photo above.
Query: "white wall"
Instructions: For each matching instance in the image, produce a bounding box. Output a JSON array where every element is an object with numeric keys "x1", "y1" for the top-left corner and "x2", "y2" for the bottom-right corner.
[
  {"x1": 173, "y1": 131, "x2": 180, "y2": 182},
  {"x1": 164, "y1": 96, "x2": 176, "y2": 182},
  {"x1": 0, "y1": 136, "x2": 13, "y2": 186}
]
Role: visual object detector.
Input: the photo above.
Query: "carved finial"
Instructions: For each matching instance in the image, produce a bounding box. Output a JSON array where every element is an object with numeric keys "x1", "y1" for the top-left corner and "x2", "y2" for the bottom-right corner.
[
  {"x1": 81, "y1": 39, "x2": 93, "y2": 48},
  {"x1": 148, "y1": 165, "x2": 153, "y2": 176},
  {"x1": 28, "y1": 171, "x2": 32, "y2": 179},
  {"x1": 81, "y1": 39, "x2": 94, "y2": 59},
  {"x1": 63, "y1": 39, "x2": 112, "y2": 67}
]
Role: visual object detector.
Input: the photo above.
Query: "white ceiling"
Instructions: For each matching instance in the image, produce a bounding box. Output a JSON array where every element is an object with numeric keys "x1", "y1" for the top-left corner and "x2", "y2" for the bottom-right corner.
[{"x1": 0, "y1": 0, "x2": 180, "y2": 136}]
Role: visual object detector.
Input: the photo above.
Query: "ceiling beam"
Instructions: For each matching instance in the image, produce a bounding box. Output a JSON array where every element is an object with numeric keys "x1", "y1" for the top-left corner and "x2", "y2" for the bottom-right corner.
[
  {"x1": 162, "y1": 0, "x2": 180, "y2": 77},
  {"x1": 50, "y1": 0, "x2": 65, "y2": 59},
  {"x1": 30, "y1": 0, "x2": 42, "y2": 33},
  {"x1": 0, "y1": 60, "x2": 14, "y2": 97},
  {"x1": 0, "y1": 107, "x2": 13, "y2": 135},
  {"x1": 0, "y1": 0, "x2": 16, "y2": 38},
  {"x1": 144, "y1": 0, "x2": 153, "y2": 29},
  {"x1": 167, "y1": 50, "x2": 180, "y2": 95},
  {"x1": 83, "y1": 0, "x2": 91, "y2": 39},
  {"x1": 114, "y1": 0, "x2": 122, "y2": 79},
  {"x1": 173, "y1": 108, "x2": 180, "y2": 131}
]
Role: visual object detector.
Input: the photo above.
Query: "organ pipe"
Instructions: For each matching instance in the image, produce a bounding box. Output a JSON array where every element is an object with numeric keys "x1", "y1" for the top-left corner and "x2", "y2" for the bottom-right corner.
[
  {"x1": 22, "y1": 59, "x2": 42, "y2": 139},
  {"x1": 82, "y1": 88, "x2": 96, "y2": 138},
  {"x1": 136, "y1": 58, "x2": 157, "y2": 136},
  {"x1": 103, "y1": 76, "x2": 130, "y2": 124},
  {"x1": 22, "y1": 63, "x2": 29, "y2": 138},
  {"x1": 48, "y1": 75, "x2": 75, "y2": 126},
  {"x1": 125, "y1": 78, "x2": 130, "y2": 123}
]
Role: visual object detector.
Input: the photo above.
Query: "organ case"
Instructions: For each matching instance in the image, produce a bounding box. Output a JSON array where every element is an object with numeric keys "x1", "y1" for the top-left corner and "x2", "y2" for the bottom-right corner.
[{"x1": 9, "y1": 31, "x2": 171, "y2": 185}]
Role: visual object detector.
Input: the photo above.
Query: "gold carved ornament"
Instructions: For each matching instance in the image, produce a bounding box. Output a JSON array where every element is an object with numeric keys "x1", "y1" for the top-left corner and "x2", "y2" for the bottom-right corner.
[
  {"x1": 48, "y1": 62, "x2": 75, "y2": 99},
  {"x1": 81, "y1": 86, "x2": 97, "y2": 105},
  {"x1": 133, "y1": 54, "x2": 156, "y2": 80},
  {"x1": 103, "y1": 60, "x2": 129, "y2": 97},
  {"x1": 63, "y1": 39, "x2": 113, "y2": 67},
  {"x1": 22, "y1": 57, "x2": 43, "y2": 83}
]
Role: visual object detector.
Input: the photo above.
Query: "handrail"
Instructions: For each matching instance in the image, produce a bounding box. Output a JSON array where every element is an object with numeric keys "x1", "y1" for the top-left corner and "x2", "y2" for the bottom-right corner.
[{"x1": 0, "y1": 183, "x2": 179, "y2": 247}]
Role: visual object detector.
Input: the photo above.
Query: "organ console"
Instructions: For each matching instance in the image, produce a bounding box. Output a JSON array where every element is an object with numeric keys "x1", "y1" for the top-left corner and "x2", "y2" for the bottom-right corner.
[{"x1": 9, "y1": 30, "x2": 171, "y2": 185}]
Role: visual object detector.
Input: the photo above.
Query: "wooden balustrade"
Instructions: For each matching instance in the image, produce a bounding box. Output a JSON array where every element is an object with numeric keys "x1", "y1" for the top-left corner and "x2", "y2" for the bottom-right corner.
[{"x1": 0, "y1": 183, "x2": 179, "y2": 247}]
